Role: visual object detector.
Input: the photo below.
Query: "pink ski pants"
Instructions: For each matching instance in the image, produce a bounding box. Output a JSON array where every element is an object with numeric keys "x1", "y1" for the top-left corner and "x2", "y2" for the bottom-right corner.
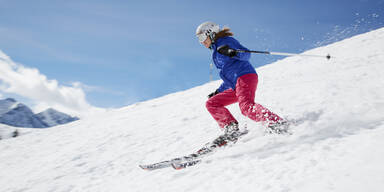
[{"x1": 206, "y1": 73, "x2": 283, "y2": 128}]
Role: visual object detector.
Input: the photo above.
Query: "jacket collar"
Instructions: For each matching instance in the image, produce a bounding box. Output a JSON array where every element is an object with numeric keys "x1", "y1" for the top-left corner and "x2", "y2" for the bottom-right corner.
[{"x1": 210, "y1": 36, "x2": 228, "y2": 50}]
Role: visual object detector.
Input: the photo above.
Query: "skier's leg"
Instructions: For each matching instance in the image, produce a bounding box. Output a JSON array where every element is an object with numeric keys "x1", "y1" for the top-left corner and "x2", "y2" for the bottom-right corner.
[
  {"x1": 206, "y1": 89, "x2": 238, "y2": 128},
  {"x1": 236, "y1": 73, "x2": 283, "y2": 123}
]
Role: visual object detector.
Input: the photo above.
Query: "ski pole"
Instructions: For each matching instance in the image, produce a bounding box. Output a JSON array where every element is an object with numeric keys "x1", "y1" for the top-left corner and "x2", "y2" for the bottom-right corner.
[{"x1": 236, "y1": 50, "x2": 331, "y2": 60}]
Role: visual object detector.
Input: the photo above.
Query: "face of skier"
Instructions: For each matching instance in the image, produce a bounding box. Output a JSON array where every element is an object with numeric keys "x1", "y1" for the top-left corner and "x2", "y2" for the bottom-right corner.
[{"x1": 202, "y1": 37, "x2": 212, "y2": 49}]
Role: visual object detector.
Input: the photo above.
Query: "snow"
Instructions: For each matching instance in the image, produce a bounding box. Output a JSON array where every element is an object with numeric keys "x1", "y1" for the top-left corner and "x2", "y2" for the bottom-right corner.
[
  {"x1": 1, "y1": 28, "x2": 384, "y2": 192},
  {"x1": 0, "y1": 124, "x2": 18, "y2": 139}
]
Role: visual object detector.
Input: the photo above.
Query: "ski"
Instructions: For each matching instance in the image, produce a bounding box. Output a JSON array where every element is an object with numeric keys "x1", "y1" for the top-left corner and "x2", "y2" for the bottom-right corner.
[
  {"x1": 139, "y1": 129, "x2": 249, "y2": 171},
  {"x1": 172, "y1": 160, "x2": 202, "y2": 170},
  {"x1": 139, "y1": 155, "x2": 197, "y2": 171}
]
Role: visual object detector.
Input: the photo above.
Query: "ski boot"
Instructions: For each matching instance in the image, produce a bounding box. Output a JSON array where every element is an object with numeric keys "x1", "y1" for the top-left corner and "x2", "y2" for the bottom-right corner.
[{"x1": 212, "y1": 122, "x2": 242, "y2": 147}]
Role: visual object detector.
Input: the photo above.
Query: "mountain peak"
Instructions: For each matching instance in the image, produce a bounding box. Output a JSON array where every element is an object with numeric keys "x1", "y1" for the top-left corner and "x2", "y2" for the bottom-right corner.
[
  {"x1": 0, "y1": 99, "x2": 79, "y2": 128},
  {"x1": 41, "y1": 108, "x2": 59, "y2": 114},
  {"x1": 35, "y1": 108, "x2": 79, "y2": 127},
  {"x1": 0, "y1": 98, "x2": 19, "y2": 116},
  {"x1": 4, "y1": 98, "x2": 17, "y2": 103}
]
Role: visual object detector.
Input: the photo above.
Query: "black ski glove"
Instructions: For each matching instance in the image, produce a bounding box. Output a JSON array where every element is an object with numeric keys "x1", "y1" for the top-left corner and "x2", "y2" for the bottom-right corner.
[
  {"x1": 208, "y1": 89, "x2": 220, "y2": 98},
  {"x1": 217, "y1": 45, "x2": 237, "y2": 57}
]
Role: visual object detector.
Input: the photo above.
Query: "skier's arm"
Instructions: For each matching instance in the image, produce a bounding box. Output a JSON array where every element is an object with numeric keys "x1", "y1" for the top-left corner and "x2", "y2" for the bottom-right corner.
[
  {"x1": 231, "y1": 37, "x2": 251, "y2": 61},
  {"x1": 217, "y1": 39, "x2": 251, "y2": 61},
  {"x1": 233, "y1": 48, "x2": 250, "y2": 61}
]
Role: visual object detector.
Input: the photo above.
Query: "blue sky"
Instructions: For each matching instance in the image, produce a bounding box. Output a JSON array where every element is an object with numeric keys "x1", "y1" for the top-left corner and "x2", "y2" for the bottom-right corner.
[{"x1": 0, "y1": 0, "x2": 383, "y2": 110}]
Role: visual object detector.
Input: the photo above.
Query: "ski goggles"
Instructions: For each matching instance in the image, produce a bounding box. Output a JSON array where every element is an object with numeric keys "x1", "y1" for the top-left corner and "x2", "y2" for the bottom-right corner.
[{"x1": 197, "y1": 32, "x2": 208, "y2": 43}]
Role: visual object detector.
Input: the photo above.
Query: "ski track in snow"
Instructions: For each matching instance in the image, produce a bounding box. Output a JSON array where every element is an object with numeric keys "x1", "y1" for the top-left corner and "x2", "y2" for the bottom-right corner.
[{"x1": 1, "y1": 28, "x2": 384, "y2": 192}]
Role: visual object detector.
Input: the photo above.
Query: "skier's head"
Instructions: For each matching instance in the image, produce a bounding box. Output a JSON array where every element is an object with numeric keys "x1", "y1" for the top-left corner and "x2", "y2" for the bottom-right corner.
[{"x1": 196, "y1": 21, "x2": 219, "y2": 48}]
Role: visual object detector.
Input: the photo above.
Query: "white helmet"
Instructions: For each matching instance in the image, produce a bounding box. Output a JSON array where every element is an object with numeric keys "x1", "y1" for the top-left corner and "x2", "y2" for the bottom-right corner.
[{"x1": 196, "y1": 21, "x2": 220, "y2": 43}]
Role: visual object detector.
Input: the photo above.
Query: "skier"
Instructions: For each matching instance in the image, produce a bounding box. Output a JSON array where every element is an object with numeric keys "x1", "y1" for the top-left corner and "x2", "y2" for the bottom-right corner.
[
  {"x1": 139, "y1": 22, "x2": 291, "y2": 170},
  {"x1": 196, "y1": 21, "x2": 288, "y2": 141}
]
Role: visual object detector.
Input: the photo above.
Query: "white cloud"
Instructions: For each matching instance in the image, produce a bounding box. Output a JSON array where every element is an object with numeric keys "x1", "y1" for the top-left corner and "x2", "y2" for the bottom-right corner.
[
  {"x1": 0, "y1": 50, "x2": 102, "y2": 117},
  {"x1": 71, "y1": 81, "x2": 124, "y2": 96}
]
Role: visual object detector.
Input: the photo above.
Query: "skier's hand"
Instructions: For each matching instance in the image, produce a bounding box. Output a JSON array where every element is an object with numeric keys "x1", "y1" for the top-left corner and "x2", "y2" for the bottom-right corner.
[
  {"x1": 208, "y1": 89, "x2": 219, "y2": 98},
  {"x1": 217, "y1": 45, "x2": 237, "y2": 57}
]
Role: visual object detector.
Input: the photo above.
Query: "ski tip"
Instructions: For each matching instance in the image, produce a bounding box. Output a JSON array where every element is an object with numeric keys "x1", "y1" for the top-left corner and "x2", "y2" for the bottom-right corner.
[{"x1": 139, "y1": 165, "x2": 150, "y2": 171}]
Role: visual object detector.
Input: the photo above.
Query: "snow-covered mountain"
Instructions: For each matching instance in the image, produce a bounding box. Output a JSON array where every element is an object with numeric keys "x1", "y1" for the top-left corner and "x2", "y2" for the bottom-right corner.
[
  {"x1": 0, "y1": 28, "x2": 384, "y2": 192},
  {"x1": 0, "y1": 98, "x2": 18, "y2": 115},
  {"x1": 35, "y1": 108, "x2": 79, "y2": 127},
  {"x1": 0, "y1": 98, "x2": 47, "y2": 128},
  {"x1": 0, "y1": 98, "x2": 79, "y2": 128}
]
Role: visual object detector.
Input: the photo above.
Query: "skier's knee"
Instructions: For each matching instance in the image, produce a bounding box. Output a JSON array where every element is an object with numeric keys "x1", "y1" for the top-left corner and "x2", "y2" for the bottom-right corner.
[{"x1": 206, "y1": 99, "x2": 214, "y2": 110}]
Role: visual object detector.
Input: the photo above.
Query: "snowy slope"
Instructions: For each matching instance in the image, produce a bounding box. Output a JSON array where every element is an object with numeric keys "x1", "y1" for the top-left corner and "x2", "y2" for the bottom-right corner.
[
  {"x1": 0, "y1": 28, "x2": 384, "y2": 192},
  {"x1": 0, "y1": 124, "x2": 19, "y2": 139}
]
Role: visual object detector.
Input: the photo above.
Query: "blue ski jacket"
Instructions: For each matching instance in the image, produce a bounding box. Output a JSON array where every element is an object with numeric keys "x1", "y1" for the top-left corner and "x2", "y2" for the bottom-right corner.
[{"x1": 211, "y1": 36, "x2": 257, "y2": 92}]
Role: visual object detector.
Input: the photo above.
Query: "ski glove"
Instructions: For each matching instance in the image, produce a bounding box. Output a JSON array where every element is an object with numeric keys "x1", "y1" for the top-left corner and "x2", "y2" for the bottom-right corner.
[
  {"x1": 217, "y1": 45, "x2": 237, "y2": 57},
  {"x1": 208, "y1": 89, "x2": 220, "y2": 98}
]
